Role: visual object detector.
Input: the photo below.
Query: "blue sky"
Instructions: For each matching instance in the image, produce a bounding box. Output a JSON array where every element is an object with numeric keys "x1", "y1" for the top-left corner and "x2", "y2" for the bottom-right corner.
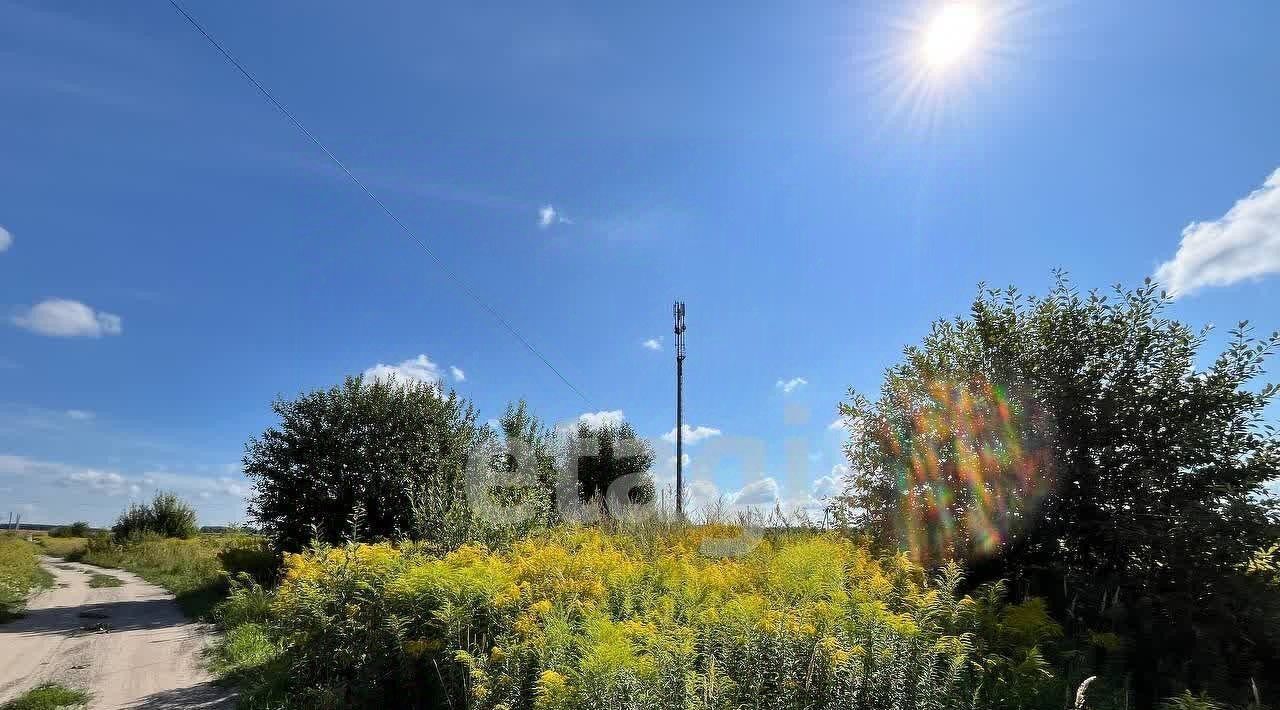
[{"x1": 2, "y1": 0, "x2": 1279, "y2": 526}]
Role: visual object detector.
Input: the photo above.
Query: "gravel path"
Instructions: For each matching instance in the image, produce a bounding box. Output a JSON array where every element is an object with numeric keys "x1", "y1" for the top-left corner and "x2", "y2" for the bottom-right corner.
[{"x1": 0, "y1": 556, "x2": 235, "y2": 709}]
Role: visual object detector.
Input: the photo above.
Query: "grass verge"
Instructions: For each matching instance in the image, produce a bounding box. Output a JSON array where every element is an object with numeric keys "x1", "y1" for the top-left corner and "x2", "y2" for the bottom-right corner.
[
  {"x1": 0, "y1": 535, "x2": 54, "y2": 621},
  {"x1": 0, "y1": 683, "x2": 89, "y2": 709}
]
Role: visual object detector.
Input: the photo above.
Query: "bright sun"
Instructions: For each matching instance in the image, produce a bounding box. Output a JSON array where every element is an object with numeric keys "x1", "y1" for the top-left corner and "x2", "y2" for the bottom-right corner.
[{"x1": 921, "y1": 3, "x2": 982, "y2": 70}]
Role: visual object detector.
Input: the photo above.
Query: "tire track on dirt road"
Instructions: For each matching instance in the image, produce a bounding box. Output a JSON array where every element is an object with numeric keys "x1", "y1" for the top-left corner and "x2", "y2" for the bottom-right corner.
[{"x1": 0, "y1": 556, "x2": 235, "y2": 709}]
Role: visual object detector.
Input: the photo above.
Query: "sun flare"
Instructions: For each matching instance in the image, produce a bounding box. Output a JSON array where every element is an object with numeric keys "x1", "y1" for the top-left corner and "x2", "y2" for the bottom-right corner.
[{"x1": 921, "y1": 3, "x2": 982, "y2": 70}]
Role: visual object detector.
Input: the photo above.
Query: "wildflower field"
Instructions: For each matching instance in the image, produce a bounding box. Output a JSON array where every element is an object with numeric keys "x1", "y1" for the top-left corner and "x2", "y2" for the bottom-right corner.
[{"x1": 217, "y1": 524, "x2": 1065, "y2": 710}]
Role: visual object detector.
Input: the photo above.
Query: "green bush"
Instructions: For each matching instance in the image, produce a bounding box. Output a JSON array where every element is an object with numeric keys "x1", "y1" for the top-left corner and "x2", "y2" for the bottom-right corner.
[
  {"x1": 243, "y1": 376, "x2": 485, "y2": 551},
  {"x1": 111, "y1": 492, "x2": 199, "y2": 541}
]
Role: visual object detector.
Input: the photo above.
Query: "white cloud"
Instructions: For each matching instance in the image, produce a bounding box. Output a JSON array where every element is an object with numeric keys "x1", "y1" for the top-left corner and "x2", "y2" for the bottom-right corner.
[
  {"x1": 578, "y1": 410, "x2": 625, "y2": 429},
  {"x1": 1, "y1": 454, "x2": 249, "y2": 500},
  {"x1": 828, "y1": 417, "x2": 850, "y2": 431},
  {"x1": 810, "y1": 476, "x2": 840, "y2": 499},
  {"x1": 66, "y1": 410, "x2": 94, "y2": 421},
  {"x1": 661, "y1": 452, "x2": 692, "y2": 474},
  {"x1": 776, "y1": 377, "x2": 808, "y2": 394},
  {"x1": 661, "y1": 424, "x2": 722, "y2": 445},
  {"x1": 12, "y1": 299, "x2": 122, "y2": 337},
  {"x1": 1154, "y1": 168, "x2": 1280, "y2": 298},
  {"x1": 449, "y1": 365, "x2": 466, "y2": 382},
  {"x1": 732, "y1": 477, "x2": 781, "y2": 506},
  {"x1": 538, "y1": 204, "x2": 572, "y2": 229},
  {"x1": 642, "y1": 337, "x2": 663, "y2": 351},
  {"x1": 214, "y1": 477, "x2": 250, "y2": 498},
  {"x1": 0, "y1": 225, "x2": 11, "y2": 252},
  {"x1": 140, "y1": 470, "x2": 250, "y2": 498},
  {"x1": 0, "y1": 454, "x2": 72, "y2": 479},
  {"x1": 0, "y1": 453, "x2": 249, "y2": 525},
  {"x1": 364, "y1": 354, "x2": 445, "y2": 385},
  {"x1": 65, "y1": 469, "x2": 129, "y2": 495},
  {"x1": 686, "y1": 478, "x2": 720, "y2": 509},
  {"x1": 810, "y1": 465, "x2": 847, "y2": 500}
]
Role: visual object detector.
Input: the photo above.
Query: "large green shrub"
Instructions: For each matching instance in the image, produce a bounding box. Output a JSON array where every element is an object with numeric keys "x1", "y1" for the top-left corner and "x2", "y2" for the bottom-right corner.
[
  {"x1": 111, "y1": 492, "x2": 199, "y2": 541},
  {"x1": 243, "y1": 375, "x2": 487, "y2": 551}
]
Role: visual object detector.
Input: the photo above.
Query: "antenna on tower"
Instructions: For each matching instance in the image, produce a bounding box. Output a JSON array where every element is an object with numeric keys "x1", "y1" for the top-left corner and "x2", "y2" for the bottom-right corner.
[{"x1": 673, "y1": 301, "x2": 686, "y2": 518}]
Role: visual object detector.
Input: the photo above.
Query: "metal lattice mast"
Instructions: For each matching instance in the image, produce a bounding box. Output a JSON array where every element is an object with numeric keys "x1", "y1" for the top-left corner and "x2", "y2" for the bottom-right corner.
[{"x1": 674, "y1": 301, "x2": 687, "y2": 518}]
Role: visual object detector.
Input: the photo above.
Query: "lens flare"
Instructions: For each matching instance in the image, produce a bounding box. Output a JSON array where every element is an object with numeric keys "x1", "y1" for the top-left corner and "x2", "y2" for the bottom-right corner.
[{"x1": 879, "y1": 378, "x2": 1054, "y2": 563}]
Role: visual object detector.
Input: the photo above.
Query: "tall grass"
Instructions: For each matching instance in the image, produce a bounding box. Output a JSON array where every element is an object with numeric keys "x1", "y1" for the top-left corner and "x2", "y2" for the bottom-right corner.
[
  {"x1": 33, "y1": 534, "x2": 88, "y2": 558},
  {"x1": 0, "y1": 534, "x2": 53, "y2": 621},
  {"x1": 216, "y1": 524, "x2": 1064, "y2": 709}
]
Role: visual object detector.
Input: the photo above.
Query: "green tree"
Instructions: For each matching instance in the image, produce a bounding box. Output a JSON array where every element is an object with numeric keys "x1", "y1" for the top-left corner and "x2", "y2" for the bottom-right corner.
[
  {"x1": 494, "y1": 399, "x2": 562, "y2": 524},
  {"x1": 243, "y1": 375, "x2": 484, "y2": 551},
  {"x1": 50, "y1": 521, "x2": 90, "y2": 538},
  {"x1": 835, "y1": 275, "x2": 1280, "y2": 708},
  {"x1": 461, "y1": 400, "x2": 564, "y2": 546},
  {"x1": 564, "y1": 419, "x2": 656, "y2": 514}
]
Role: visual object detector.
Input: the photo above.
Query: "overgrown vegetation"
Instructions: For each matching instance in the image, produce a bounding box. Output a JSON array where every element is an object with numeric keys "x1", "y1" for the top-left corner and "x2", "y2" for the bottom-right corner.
[
  {"x1": 243, "y1": 379, "x2": 659, "y2": 553},
  {"x1": 0, "y1": 535, "x2": 53, "y2": 621},
  {"x1": 835, "y1": 275, "x2": 1280, "y2": 707},
  {"x1": 214, "y1": 524, "x2": 1065, "y2": 710},
  {"x1": 202, "y1": 275, "x2": 1277, "y2": 710},
  {"x1": 0, "y1": 683, "x2": 89, "y2": 710}
]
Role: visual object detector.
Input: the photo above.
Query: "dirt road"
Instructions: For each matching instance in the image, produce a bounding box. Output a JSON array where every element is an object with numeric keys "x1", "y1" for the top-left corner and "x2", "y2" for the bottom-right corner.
[{"x1": 0, "y1": 556, "x2": 235, "y2": 709}]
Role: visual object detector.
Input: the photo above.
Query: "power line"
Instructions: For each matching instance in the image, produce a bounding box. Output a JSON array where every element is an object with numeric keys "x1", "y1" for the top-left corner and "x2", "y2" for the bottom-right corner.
[{"x1": 166, "y1": 0, "x2": 594, "y2": 408}]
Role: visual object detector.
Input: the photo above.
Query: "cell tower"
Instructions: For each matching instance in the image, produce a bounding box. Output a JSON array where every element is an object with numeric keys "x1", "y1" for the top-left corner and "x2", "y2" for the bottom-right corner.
[{"x1": 673, "y1": 301, "x2": 687, "y2": 518}]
